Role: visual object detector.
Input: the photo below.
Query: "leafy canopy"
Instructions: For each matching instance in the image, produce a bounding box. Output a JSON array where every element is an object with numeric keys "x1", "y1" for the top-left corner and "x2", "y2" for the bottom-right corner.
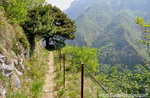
[
  {"x1": 62, "y1": 45, "x2": 99, "y2": 73},
  {"x1": 0, "y1": 0, "x2": 45, "y2": 24},
  {"x1": 21, "y1": 4, "x2": 76, "y2": 44},
  {"x1": 135, "y1": 17, "x2": 150, "y2": 57},
  {"x1": 0, "y1": 0, "x2": 30, "y2": 23}
]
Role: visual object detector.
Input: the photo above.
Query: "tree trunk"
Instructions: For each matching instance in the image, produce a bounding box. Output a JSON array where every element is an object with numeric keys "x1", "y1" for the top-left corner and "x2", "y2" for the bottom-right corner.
[{"x1": 45, "y1": 37, "x2": 49, "y2": 49}]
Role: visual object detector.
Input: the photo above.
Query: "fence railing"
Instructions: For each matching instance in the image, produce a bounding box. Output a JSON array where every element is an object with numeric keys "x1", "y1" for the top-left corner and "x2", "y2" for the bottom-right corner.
[{"x1": 57, "y1": 52, "x2": 110, "y2": 98}]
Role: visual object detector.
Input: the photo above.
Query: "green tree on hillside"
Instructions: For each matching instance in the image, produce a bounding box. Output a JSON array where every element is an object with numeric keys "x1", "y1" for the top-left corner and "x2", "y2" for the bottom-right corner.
[
  {"x1": 21, "y1": 4, "x2": 76, "y2": 55},
  {"x1": 0, "y1": 0, "x2": 30, "y2": 23},
  {"x1": 62, "y1": 45, "x2": 99, "y2": 73},
  {"x1": 0, "y1": 0, "x2": 45, "y2": 24},
  {"x1": 135, "y1": 17, "x2": 150, "y2": 57},
  {"x1": 31, "y1": 0, "x2": 45, "y2": 6}
]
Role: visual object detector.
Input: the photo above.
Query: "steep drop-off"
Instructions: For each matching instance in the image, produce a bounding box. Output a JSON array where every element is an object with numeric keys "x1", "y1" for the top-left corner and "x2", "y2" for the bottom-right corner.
[{"x1": 65, "y1": 0, "x2": 150, "y2": 66}]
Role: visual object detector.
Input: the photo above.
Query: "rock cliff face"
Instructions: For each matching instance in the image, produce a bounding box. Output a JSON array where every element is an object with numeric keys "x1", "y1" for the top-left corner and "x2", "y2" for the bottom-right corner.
[
  {"x1": 0, "y1": 12, "x2": 49, "y2": 97},
  {"x1": 0, "y1": 13, "x2": 29, "y2": 97},
  {"x1": 0, "y1": 52, "x2": 26, "y2": 97}
]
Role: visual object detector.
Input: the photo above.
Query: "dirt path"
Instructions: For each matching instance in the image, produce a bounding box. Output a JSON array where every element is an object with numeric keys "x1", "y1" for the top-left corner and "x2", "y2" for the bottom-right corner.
[{"x1": 42, "y1": 52, "x2": 56, "y2": 98}]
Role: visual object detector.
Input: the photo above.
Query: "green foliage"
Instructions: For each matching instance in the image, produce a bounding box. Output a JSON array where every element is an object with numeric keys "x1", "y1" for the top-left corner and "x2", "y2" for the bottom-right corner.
[
  {"x1": 6, "y1": 42, "x2": 49, "y2": 98},
  {"x1": 56, "y1": 71, "x2": 61, "y2": 79},
  {"x1": 62, "y1": 45, "x2": 99, "y2": 73},
  {"x1": 54, "y1": 45, "x2": 149, "y2": 97},
  {"x1": 54, "y1": 50, "x2": 98, "y2": 98},
  {"x1": 21, "y1": 4, "x2": 76, "y2": 51},
  {"x1": 21, "y1": 4, "x2": 53, "y2": 37},
  {"x1": 31, "y1": 0, "x2": 45, "y2": 6},
  {"x1": 55, "y1": 71, "x2": 64, "y2": 90},
  {"x1": 12, "y1": 43, "x2": 21, "y2": 54},
  {"x1": 0, "y1": 0, "x2": 46, "y2": 24},
  {"x1": 1, "y1": 0, "x2": 30, "y2": 24},
  {"x1": 31, "y1": 79, "x2": 43, "y2": 98},
  {"x1": 58, "y1": 89, "x2": 65, "y2": 97},
  {"x1": 99, "y1": 63, "x2": 112, "y2": 74},
  {"x1": 67, "y1": 0, "x2": 150, "y2": 66},
  {"x1": 7, "y1": 88, "x2": 28, "y2": 98},
  {"x1": 96, "y1": 64, "x2": 150, "y2": 96},
  {"x1": 25, "y1": 44, "x2": 49, "y2": 97},
  {"x1": 135, "y1": 17, "x2": 150, "y2": 58},
  {"x1": 0, "y1": 14, "x2": 29, "y2": 58},
  {"x1": 0, "y1": 5, "x2": 4, "y2": 14}
]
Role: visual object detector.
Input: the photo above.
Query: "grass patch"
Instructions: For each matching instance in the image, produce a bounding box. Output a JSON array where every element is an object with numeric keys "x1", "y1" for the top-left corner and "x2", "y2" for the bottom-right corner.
[
  {"x1": 53, "y1": 49, "x2": 98, "y2": 98},
  {"x1": 58, "y1": 89, "x2": 65, "y2": 97},
  {"x1": 6, "y1": 42, "x2": 49, "y2": 98}
]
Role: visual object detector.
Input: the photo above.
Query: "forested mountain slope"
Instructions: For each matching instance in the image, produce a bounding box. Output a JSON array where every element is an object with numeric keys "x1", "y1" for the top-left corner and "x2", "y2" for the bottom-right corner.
[
  {"x1": 65, "y1": 0, "x2": 150, "y2": 66},
  {"x1": 64, "y1": 0, "x2": 99, "y2": 20}
]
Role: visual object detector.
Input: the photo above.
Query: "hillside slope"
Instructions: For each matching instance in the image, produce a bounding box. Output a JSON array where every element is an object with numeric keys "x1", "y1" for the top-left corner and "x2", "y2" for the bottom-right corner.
[
  {"x1": 64, "y1": 0, "x2": 99, "y2": 20},
  {"x1": 0, "y1": 12, "x2": 49, "y2": 98},
  {"x1": 65, "y1": 0, "x2": 150, "y2": 66}
]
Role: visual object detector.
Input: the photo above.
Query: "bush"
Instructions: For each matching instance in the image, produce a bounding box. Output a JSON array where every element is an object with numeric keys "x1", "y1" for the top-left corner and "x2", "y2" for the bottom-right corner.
[{"x1": 1, "y1": 0, "x2": 30, "y2": 24}]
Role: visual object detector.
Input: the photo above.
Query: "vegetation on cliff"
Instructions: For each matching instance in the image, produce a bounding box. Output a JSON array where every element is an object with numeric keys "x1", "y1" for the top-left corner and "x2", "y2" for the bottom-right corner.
[
  {"x1": 0, "y1": 0, "x2": 149, "y2": 97},
  {"x1": 0, "y1": 0, "x2": 76, "y2": 97}
]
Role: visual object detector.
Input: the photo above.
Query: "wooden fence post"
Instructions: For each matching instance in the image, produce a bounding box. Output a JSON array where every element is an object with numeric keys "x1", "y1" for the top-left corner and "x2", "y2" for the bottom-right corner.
[
  {"x1": 63, "y1": 54, "x2": 66, "y2": 88},
  {"x1": 81, "y1": 63, "x2": 84, "y2": 98},
  {"x1": 58, "y1": 46, "x2": 61, "y2": 70}
]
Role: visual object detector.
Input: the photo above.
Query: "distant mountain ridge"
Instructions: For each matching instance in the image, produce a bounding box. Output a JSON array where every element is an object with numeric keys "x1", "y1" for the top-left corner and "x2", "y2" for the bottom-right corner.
[
  {"x1": 65, "y1": 0, "x2": 150, "y2": 66},
  {"x1": 64, "y1": 0, "x2": 99, "y2": 20}
]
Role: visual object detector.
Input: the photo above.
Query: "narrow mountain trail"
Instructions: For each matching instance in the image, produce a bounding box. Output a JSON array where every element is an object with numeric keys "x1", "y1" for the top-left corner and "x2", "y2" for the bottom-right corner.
[{"x1": 42, "y1": 52, "x2": 56, "y2": 98}]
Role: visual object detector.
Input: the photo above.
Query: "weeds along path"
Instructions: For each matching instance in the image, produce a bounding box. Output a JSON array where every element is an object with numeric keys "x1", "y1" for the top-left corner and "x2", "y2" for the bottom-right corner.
[{"x1": 42, "y1": 51, "x2": 56, "y2": 98}]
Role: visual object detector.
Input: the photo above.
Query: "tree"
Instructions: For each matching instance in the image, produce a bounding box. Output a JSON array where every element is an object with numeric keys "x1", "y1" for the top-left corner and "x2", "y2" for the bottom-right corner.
[
  {"x1": 134, "y1": 17, "x2": 150, "y2": 96},
  {"x1": 62, "y1": 45, "x2": 99, "y2": 73},
  {"x1": 0, "y1": 0, "x2": 30, "y2": 23},
  {"x1": 31, "y1": 0, "x2": 45, "y2": 6},
  {"x1": 135, "y1": 17, "x2": 150, "y2": 57},
  {"x1": 0, "y1": 0, "x2": 45, "y2": 24},
  {"x1": 21, "y1": 4, "x2": 76, "y2": 55},
  {"x1": 41, "y1": 5, "x2": 76, "y2": 48}
]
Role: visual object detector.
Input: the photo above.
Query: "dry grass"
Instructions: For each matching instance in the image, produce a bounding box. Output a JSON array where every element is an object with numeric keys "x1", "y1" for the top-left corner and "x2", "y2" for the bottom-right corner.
[{"x1": 0, "y1": 14, "x2": 29, "y2": 60}]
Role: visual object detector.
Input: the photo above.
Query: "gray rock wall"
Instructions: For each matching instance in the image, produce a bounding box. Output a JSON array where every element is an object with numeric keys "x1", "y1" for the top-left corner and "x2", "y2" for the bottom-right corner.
[{"x1": 0, "y1": 52, "x2": 25, "y2": 97}]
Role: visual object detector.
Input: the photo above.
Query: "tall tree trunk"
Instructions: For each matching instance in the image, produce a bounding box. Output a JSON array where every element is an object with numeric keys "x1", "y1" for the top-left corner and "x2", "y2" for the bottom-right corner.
[{"x1": 45, "y1": 37, "x2": 49, "y2": 49}]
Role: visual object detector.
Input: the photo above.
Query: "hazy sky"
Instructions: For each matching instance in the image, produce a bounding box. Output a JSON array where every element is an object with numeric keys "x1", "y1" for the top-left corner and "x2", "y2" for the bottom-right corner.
[{"x1": 46, "y1": 0, "x2": 75, "y2": 11}]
